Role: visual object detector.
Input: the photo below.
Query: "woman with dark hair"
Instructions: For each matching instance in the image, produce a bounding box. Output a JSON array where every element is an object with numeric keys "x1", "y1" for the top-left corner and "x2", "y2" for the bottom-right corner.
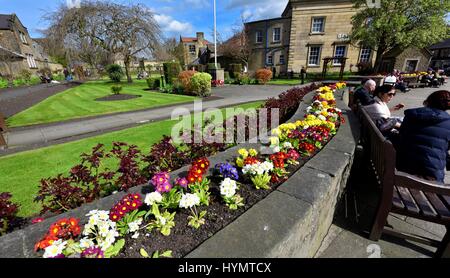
[
  {"x1": 396, "y1": 90, "x2": 450, "y2": 183},
  {"x1": 364, "y1": 85, "x2": 405, "y2": 139}
]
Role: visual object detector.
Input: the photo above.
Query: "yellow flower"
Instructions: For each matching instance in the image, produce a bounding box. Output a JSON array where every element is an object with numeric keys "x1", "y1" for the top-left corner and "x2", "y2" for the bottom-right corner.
[
  {"x1": 270, "y1": 137, "x2": 280, "y2": 146},
  {"x1": 238, "y1": 149, "x2": 249, "y2": 158},
  {"x1": 236, "y1": 158, "x2": 244, "y2": 168},
  {"x1": 249, "y1": 149, "x2": 258, "y2": 157},
  {"x1": 321, "y1": 111, "x2": 329, "y2": 117},
  {"x1": 306, "y1": 115, "x2": 316, "y2": 121},
  {"x1": 271, "y1": 128, "x2": 281, "y2": 136}
]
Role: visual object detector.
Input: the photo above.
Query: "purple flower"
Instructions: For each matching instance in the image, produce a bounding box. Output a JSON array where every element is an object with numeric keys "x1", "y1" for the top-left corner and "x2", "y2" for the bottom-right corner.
[
  {"x1": 215, "y1": 163, "x2": 239, "y2": 180},
  {"x1": 175, "y1": 177, "x2": 188, "y2": 188},
  {"x1": 81, "y1": 247, "x2": 104, "y2": 258},
  {"x1": 151, "y1": 172, "x2": 172, "y2": 192}
]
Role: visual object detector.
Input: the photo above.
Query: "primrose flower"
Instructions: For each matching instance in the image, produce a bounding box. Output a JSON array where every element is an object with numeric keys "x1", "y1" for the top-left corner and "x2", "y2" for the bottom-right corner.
[
  {"x1": 215, "y1": 163, "x2": 239, "y2": 180},
  {"x1": 43, "y1": 240, "x2": 67, "y2": 259},
  {"x1": 220, "y1": 178, "x2": 237, "y2": 198},
  {"x1": 283, "y1": 142, "x2": 293, "y2": 149},
  {"x1": 175, "y1": 177, "x2": 189, "y2": 188},
  {"x1": 248, "y1": 149, "x2": 258, "y2": 157},
  {"x1": 179, "y1": 193, "x2": 200, "y2": 209},
  {"x1": 238, "y1": 149, "x2": 249, "y2": 158},
  {"x1": 81, "y1": 246, "x2": 104, "y2": 259},
  {"x1": 270, "y1": 137, "x2": 280, "y2": 146},
  {"x1": 144, "y1": 192, "x2": 163, "y2": 206}
]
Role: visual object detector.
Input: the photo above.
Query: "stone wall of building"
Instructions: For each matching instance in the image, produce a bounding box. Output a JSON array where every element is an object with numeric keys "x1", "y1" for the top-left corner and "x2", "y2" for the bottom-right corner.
[
  {"x1": 288, "y1": 0, "x2": 375, "y2": 73},
  {"x1": 394, "y1": 48, "x2": 432, "y2": 73}
]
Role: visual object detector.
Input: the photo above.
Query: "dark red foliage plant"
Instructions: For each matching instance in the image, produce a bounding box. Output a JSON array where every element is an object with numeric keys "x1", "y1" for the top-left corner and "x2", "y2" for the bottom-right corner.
[
  {"x1": 110, "y1": 142, "x2": 147, "y2": 191},
  {"x1": 0, "y1": 192, "x2": 20, "y2": 235}
]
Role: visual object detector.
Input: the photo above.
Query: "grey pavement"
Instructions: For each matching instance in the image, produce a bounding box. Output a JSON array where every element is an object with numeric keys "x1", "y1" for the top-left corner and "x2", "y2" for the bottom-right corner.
[
  {"x1": 0, "y1": 82, "x2": 82, "y2": 117},
  {"x1": 2, "y1": 84, "x2": 294, "y2": 149},
  {"x1": 317, "y1": 82, "x2": 450, "y2": 258}
]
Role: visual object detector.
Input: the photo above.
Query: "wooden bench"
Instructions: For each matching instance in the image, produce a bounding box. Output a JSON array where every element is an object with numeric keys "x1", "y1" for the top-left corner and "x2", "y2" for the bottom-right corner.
[{"x1": 358, "y1": 105, "x2": 450, "y2": 257}]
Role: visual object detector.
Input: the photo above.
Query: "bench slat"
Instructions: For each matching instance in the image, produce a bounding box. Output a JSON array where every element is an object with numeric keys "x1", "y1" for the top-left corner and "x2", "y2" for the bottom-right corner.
[
  {"x1": 392, "y1": 186, "x2": 405, "y2": 209},
  {"x1": 424, "y1": 192, "x2": 450, "y2": 221},
  {"x1": 409, "y1": 189, "x2": 437, "y2": 217},
  {"x1": 441, "y1": 195, "x2": 450, "y2": 209},
  {"x1": 397, "y1": 186, "x2": 420, "y2": 214}
]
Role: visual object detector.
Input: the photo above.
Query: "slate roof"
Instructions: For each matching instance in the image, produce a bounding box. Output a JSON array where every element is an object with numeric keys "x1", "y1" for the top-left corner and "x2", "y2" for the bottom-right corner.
[
  {"x1": 0, "y1": 14, "x2": 13, "y2": 30},
  {"x1": 429, "y1": 38, "x2": 450, "y2": 50}
]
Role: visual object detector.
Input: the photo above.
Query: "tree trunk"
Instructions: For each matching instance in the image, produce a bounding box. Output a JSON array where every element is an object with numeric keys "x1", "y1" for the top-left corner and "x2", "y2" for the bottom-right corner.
[
  {"x1": 373, "y1": 47, "x2": 386, "y2": 74},
  {"x1": 124, "y1": 57, "x2": 132, "y2": 83}
]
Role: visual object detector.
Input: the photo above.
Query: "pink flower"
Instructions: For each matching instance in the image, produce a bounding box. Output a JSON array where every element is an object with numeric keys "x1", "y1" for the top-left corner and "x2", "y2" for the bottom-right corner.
[{"x1": 32, "y1": 218, "x2": 44, "y2": 224}]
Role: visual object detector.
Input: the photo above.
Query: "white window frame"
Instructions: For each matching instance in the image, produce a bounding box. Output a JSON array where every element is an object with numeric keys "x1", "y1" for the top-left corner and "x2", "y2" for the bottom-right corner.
[
  {"x1": 403, "y1": 59, "x2": 420, "y2": 73},
  {"x1": 189, "y1": 45, "x2": 196, "y2": 54},
  {"x1": 256, "y1": 31, "x2": 263, "y2": 43},
  {"x1": 333, "y1": 45, "x2": 347, "y2": 65},
  {"x1": 311, "y1": 17, "x2": 325, "y2": 34},
  {"x1": 279, "y1": 54, "x2": 285, "y2": 65},
  {"x1": 267, "y1": 54, "x2": 273, "y2": 65},
  {"x1": 273, "y1": 28, "x2": 281, "y2": 42},
  {"x1": 26, "y1": 54, "x2": 37, "y2": 69},
  {"x1": 19, "y1": 32, "x2": 27, "y2": 44},
  {"x1": 359, "y1": 47, "x2": 372, "y2": 63},
  {"x1": 308, "y1": 46, "x2": 321, "y2": 66}
]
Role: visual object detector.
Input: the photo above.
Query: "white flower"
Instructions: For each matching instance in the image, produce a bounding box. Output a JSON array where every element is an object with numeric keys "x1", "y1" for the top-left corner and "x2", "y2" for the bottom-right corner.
[
  {"x1": 283, "y1": 142, "x2": 293, "y2": 149},
  {"x1": 303, "y1": 125, "x2": 310, "y2": 130},
  {"x1": 43, "y1": 240, "x2": 67, "y2": 258},
  {"x1": 306, "y1": 106, "x2": 313, "y2": 113},
  {"x1": 242, "y1": 162, "x2": 274, "y2": 176},
  {"x1": 79, "y1": 238, "x2": 94, "y2": 249},
  {"x1": 179, "y1": 193, "x2": 200, "y2": 209},
  {"x1": 220, "y1": 178, "x2": 237, "y2": 198},
  {"x1": 315, "y1": 110, "x2": 321, "y2": 115},
  {"x1": 318, "y1": 115, "x2": 327, "y2": 121},
  {"x1": 272, "y1": 146, "x2": 281, "y2": 153},
  {"x1": 128, "y1": 218, "x2": 143, "y2": 233},
  {"x1": 131, "y1": 232, "x2": 140, "y2": 239},
  {"x1": 144, "y1": 192, "x2": 163, "y2": 206},
  {"x1": 156, "y1": 215, "x2": 167, "y2": 226}
]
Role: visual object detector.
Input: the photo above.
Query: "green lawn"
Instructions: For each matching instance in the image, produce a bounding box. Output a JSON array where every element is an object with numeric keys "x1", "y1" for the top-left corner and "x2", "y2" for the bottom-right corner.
[
  {"x1": 0, "y1": 101, "x2": 263, "y2": 218},
  {"x1": 7, "y1": 80, "x2": 196, "y2": 127}
]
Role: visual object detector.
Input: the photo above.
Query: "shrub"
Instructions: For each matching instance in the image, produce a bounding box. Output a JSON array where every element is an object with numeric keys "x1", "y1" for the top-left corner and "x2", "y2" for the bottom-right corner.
[
  {"x1": 163, "y1": 62, "x2": 181, "y2": 84},
  {"x1": 18, "y1": 69, "x2": 32, "y2": 83},
  {"x1": 207, "y1": 63, "x2": 221, "y2": 70},
  {"x1": 190, "y1": 72, "x2": 212, "y2": 97},
  {"x1": 13, "y1": 78, "x2": 27, "y2": 87},
  {"x1": 224, "y1": 71, "x2": 230, "y2": 80},
  {"x1": 255, "y1": 69, "x2": 273, "y2": 85},
  {"x1": 159, "y1": 84, "x2": 174, "y2": 94},
  {"x1": 356, "y1": 62, "x2": 374, "y2": 75},
  {"x1": 106, "y1": 64, "x2": 124, "y2": 82},
  {"x1": 229, "y1": 64, "x2": 242, "y2": 78},
  {"x1": 147, "y1": 77, "x2": 161, "y2": 90},
  {"x1": 111, "y1": 85, "x2": 123, "y2": 95},
  {"x1": 0, "y1": 78, "x2": 8, "y2": 88},
  {"x1": 0, "y1": 192, "x2": 19, "y2": 235},
  {"x1": 178, "y1": 70, "x2": 196, "y2": 93}
]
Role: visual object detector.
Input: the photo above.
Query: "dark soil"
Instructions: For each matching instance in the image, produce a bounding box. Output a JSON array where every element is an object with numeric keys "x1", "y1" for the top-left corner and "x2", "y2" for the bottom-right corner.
[
  {"x1": 116, "y1": 156, "x2": 312, "y2": 258},
  {"x1": 95, "y1": 94, "x2": 142, "y2": 101}
]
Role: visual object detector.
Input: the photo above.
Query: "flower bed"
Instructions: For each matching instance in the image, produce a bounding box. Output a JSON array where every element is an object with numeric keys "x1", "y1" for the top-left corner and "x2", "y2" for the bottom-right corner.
[
  {"x1": 25, "y1": 83, "x2": 346, "y2": 258},
  {"x1": 0, "y1": 84, "x2": 319, "y2": 237}
]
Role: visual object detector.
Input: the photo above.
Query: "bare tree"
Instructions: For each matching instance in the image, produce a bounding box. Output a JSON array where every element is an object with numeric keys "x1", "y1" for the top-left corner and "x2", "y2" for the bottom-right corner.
[
  {"x1": 153, "y1": 37, "x2": 185, "y2": 65},
  {"x1": 218, "y1": 13, "x2": 251, "y2": 69},
  {"x1": 45, "y1": 1, "x2": 161, "y2": 82}
]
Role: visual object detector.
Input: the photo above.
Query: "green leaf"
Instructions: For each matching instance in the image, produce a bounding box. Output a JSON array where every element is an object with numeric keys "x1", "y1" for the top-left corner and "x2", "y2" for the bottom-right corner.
[
  {"x1": 140, "y1": 248, "x2": 150, "y2": 258},
  {"x1": 104, "y1": 239, "x2": 125, "y2": 258},
  {"x1": 160, "y1": 250, "x2": 173, "y2": 258}
]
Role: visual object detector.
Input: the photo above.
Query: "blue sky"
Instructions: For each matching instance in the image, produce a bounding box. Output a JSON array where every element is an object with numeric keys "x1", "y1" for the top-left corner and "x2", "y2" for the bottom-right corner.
[
  {"x1": 1, "y1": 0, "x2": 448, "y2": 41},
  {"x1": 0, "y1": 0, "x2": 289, "y2": 40}
]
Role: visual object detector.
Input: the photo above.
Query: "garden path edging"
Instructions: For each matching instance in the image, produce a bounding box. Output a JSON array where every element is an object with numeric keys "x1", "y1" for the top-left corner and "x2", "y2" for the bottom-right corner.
[{"x1": 0, "y1": 87, "x2": 360, "y2": 258}]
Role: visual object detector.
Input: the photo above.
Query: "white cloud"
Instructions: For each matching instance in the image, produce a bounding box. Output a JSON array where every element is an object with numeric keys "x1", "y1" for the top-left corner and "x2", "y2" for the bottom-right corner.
[
  {"x1": 226, "y1": 0, "x2": 289, "y2": 21},
  {"x1": 154, "y1": 14, "x2": 194, "y2": 36}
]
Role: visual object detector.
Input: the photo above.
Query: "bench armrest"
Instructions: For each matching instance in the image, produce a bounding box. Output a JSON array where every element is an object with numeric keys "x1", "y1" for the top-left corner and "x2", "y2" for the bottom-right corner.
[{"x1": 395, "y1": 170, "x2": 450, "y2": 196}]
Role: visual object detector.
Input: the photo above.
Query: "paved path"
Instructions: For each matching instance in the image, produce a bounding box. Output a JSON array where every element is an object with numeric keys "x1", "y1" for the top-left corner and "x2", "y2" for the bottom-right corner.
[
  {"x1": 2, "y1": 84, "x2": 294, "y2": 149},
  {"x1": 0, "y1": 82, "x2": 82, "y2": 117},
  {"x1": 317, "y1": 83, "x2": 450, "y2": 258}
]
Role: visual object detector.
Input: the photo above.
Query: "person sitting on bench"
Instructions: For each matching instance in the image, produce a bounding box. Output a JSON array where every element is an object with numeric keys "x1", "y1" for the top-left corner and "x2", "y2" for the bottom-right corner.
[
  {"x1": 353, "y1": 79, "x2": 376, "y2": 106},
  {"x1": 396, "y1": 90, "x2": 450, "y2": 183}
]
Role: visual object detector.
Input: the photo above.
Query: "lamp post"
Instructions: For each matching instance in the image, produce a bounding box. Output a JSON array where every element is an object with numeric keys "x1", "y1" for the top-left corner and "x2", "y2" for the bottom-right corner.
[{"x1": 214, "y1": 0, "x2": 218, "y2": 69}]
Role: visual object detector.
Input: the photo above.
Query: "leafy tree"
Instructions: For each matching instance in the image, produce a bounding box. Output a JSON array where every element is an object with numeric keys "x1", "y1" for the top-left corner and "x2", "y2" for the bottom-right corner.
[{"x1": 350, "y1": 0, "x2": 450, "y2": 72}]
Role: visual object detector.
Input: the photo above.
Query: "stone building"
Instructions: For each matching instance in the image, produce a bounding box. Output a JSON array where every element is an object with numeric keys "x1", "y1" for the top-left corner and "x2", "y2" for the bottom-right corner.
[
  {"x1": 180, "y1": 32, "x2": 212, "y2": 66},
  {"x1": 246, "y1": 0, "x2": 376, "y2": 75},
  {"x1": 429, "y1": 38, "x2": 450, "y2": 70},
  {"x1": 0, "y1": 14, "x2": 62, "y2": 77},
  {"x1": 380, "y1": 47, "x2": 432, "y2": 74}
]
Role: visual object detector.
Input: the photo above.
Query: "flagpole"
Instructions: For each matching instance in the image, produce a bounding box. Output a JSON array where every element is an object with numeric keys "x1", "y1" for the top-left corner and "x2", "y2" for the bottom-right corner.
[{"x1": 214, "y1": 0, "x2": 218, "y2": 68}]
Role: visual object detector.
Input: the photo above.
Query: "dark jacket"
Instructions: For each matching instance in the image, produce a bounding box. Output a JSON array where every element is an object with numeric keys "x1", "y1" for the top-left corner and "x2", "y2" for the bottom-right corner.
[
  {"x1": 396, "y1": 107, "x2": 450, "y2": 183},
  {"x1": 353, "y1": 86, "x2": 375, "y2": 106}
]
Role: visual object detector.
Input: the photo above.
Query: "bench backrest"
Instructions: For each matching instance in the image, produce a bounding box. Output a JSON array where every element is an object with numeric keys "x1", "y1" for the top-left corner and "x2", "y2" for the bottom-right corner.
[{"x1": 358, "y1": 105, "x2": 396, "y2": 189}]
